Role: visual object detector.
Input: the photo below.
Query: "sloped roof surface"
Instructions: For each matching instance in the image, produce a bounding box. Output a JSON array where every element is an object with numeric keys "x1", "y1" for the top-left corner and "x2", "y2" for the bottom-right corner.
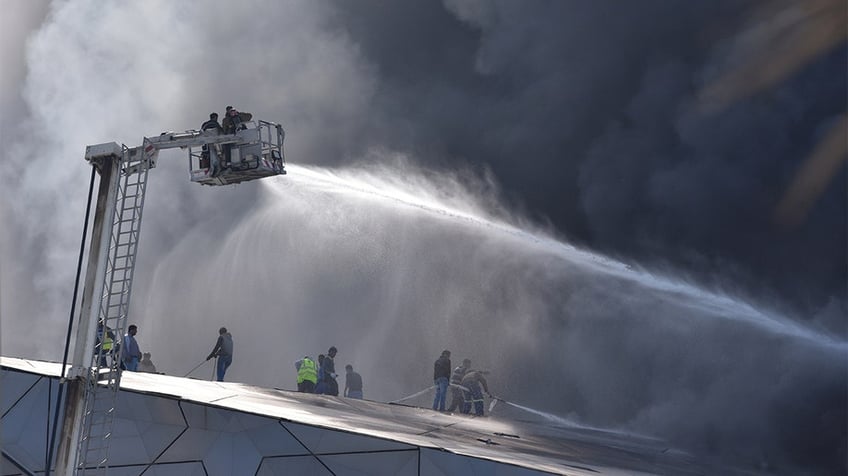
[{"x1": 2, "y1": 357, "x2": 729, "y2": 475}]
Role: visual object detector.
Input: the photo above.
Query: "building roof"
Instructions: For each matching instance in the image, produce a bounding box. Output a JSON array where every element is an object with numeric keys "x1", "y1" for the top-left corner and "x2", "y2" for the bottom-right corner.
[{"x1": 1, "y1": 357, "x2": 730, "y2": 475}]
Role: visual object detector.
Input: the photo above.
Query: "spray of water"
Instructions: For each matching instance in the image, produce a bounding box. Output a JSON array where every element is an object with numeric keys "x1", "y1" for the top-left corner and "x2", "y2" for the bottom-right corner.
[
  {"x1": 284, "y1": 163, "x2": 844, "y2": 348},
  {"x1": 1, "y1": 2, "x2": 844, "y2": 473},
  {"x1": 124, "y1": 157, "x2": 847, "y2": 472},
  {"x1": 496, "y1": 399, "x2": 576, "y2": 428}
]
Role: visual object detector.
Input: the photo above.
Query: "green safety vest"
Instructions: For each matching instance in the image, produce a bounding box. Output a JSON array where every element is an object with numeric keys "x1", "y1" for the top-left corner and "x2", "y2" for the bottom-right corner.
[
  {"x1": 297, "y1": 358, "x2": 318, "y2": 384},
  {"x1": 102, "y1": 334, "x2": 113, "y2": 351}
]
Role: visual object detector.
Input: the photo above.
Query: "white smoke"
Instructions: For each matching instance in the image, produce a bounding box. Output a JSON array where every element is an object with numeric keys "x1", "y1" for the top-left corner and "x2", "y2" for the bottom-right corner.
[
  {"x1": 1, "y1": 1, "x2": 845, "y2": 473},
  {"x1": 1, "y1": 0, "x2": 376, "y2": 356}
]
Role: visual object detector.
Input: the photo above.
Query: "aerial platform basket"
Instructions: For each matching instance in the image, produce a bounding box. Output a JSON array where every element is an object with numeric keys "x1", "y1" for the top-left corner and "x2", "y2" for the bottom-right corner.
[{"x1": 188, "y1": 119, "x2": 286, "y2": 185}]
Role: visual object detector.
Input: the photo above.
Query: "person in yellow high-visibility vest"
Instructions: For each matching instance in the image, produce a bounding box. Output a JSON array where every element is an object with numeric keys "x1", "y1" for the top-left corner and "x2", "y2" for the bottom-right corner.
[
  {"x1": 95, "y1": 320, "x2": 115, "y2": 368},
  {"x1": 295, "y1": 356, "x2": 318, "y2": 393}
]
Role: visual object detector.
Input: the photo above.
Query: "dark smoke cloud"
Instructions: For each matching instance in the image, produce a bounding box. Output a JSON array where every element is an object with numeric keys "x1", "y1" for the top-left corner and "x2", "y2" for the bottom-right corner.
[
  {"x1": 1, "y1": 1, "x2": 845, "y2": 474},
  {"x1": 322, "y1": 0, "x2": 847, "y2": 321}
]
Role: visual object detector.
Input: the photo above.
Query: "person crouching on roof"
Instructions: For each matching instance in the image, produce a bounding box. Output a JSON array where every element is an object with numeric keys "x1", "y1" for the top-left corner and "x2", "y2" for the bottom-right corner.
[
  {"x1": 460, "y1": 370, "x2": 492, "y2": 416},
  {"x1": 447, "y1": 358, "x2": 471, "y2": 412}
]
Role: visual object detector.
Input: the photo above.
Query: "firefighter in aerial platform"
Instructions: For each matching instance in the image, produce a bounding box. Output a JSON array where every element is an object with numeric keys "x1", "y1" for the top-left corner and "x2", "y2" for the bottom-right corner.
[
  {"x1": 222, "y1": 106, "x2": 252, "y2": 134},
  {"x1": 200, "y1": 112, "x2": 224, "y2": 176},
  {"x1": 460, "y1": 369, "x2": 492, "y2": 416},
  {"x1": 221, "y1": 106, "x2": 253, "y2": 167}
]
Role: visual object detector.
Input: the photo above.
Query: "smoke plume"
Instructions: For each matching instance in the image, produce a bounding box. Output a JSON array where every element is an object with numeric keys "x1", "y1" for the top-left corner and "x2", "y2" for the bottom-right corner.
[{"x1": 1, "y1": 1, "x2": 845, "y2": 473}]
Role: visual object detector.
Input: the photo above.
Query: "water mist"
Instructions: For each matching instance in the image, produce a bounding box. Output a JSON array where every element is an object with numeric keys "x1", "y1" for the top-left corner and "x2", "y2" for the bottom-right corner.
[{"x1": 134, "y1": 160, "x2": 846, "y2": 473}]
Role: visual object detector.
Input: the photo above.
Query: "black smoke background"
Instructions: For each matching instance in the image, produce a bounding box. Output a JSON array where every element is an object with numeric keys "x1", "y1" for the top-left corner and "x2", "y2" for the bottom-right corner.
[
  {"x1": 323, "y1": 0, "x2": 847, "y2": 322},
  {"x1": 1, "y1": 1, "x2": 845, "y2": 474}
]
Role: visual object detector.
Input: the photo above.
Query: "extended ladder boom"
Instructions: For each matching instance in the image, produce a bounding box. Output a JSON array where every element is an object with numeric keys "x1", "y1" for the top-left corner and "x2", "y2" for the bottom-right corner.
[{"x1": 55, "y1": 118, "x2": 286, "y2": 475}]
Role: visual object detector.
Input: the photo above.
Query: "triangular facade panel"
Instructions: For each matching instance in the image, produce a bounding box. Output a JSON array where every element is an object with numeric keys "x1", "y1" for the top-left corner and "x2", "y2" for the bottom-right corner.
[
  {"x1": 284, "y1": 421, "x2": 415, "y2": 454},
  {"x1": 0, "y1": 372, "x2": 56, "y2": 474},
  {"x1": 322, "y1": 450, "x2": 420, "y2": 476},
  {"x1": 0, "y1": 358, "x2": 726, "y2": 475},
  {"x1": 257, "y1": 455, "x2": 335, "y2": 475}
]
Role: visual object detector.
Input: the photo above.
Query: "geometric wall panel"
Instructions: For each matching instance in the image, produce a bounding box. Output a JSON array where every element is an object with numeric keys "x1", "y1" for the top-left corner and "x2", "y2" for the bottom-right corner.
[
  {"x1": 283, "y1": 421, "x2": 415, "y2": 454},
  {"x1": 323, "y1": 450, "x2": 419, "y2": 476},
  {"x1": 2, "y1": 357, "x2": 713, "y2": 475},
  {"x1": 0, "y1": 373, "x2": 60, "y2": 475}
]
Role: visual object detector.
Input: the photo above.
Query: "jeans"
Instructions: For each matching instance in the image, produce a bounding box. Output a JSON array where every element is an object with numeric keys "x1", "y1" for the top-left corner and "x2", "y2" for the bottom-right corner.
[
  {"x1": 347, "y1": 390, "x2": 363, "y2": 399},
  {"x1": 216, "y1": 355, "x2": 232, "y2": 381},
  {"x1": 124, "y1": 357, "x2": 139, "y2": 372},
  {"x1": 433, "y1": 377, "x2": 449, "y2": 411}
]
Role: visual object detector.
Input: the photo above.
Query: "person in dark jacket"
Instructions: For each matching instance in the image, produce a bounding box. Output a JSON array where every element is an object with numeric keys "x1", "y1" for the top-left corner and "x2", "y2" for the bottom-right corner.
[
  {"x1": 220, "y1": 106, "x2": 253, "y2": 166},
  {"x1": 201, "y1": 112, "x2": 223, "y2": 133},
  {"x1": 200, "y1": 112, "x2": 224, "y2": 175},
  {"x1": 314, "y1": 354, "x2": 326, "y2": 394},
  {"x1": 432, "y1": 350, "x2": 451, "y2": 411},
  {"x1": 323, "y1": 346, "x2": 339, "y2": 396},
  {"x1": 344, "y1": 364, "x2": 363, "y2": 399},
  {"x1": 221, "y1": 106, "x2": 253, "y2": 134},
  {"x1": 206, "y1": 327, "x2": 234, "y2": 382}
]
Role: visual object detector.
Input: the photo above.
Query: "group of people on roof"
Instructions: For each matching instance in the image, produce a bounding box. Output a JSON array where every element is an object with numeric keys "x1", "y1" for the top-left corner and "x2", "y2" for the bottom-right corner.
[
  {"x1": 94, "y1": 321, "x2": 157, "y2": 373},
  {"x1": 295, "y1": 347, "x2": 364, "y2": 399},
  {"x1": 434, "y1": 350, "x2": 492, "y2": 416}
]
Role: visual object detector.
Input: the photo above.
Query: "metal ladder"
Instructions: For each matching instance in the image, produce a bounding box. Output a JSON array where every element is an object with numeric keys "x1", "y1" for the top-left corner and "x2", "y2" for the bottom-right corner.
[{"x1": 75, "y1": 145, "x2": 151, "y2": 474}]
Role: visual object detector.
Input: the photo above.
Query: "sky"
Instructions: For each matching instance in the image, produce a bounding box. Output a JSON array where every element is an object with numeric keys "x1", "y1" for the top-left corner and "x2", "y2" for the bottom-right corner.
[{"x1": 0, "y1": 0, "x2": 846, "y2": 474}]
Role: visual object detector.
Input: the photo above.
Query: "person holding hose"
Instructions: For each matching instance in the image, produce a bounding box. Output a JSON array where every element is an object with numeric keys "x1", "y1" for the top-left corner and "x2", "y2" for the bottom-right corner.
[{"x1": 206, "y1": 327, "x2": 234, "y2": 382}]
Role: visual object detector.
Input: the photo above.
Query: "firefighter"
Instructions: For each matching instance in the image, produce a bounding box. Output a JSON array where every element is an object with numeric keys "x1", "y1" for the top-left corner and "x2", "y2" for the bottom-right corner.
[
  {"x1": 447, "y1": 358, "x2": 471, "y2": 412},
  {"x1": 460, "y1": 370, "x2": 492, "y2": 416},
  {"x1": 200, "y1": 112, "x2": 224, "y2": 175},
  {"x1": 201, "y1": 112, "x2": 223, "y2": 133},
  {"x1": 221, "y1": 106, "x2": 253, "y2": 134},
  {"x1": 221, "y1": 106, "x2": 253, "y2": 167}
]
